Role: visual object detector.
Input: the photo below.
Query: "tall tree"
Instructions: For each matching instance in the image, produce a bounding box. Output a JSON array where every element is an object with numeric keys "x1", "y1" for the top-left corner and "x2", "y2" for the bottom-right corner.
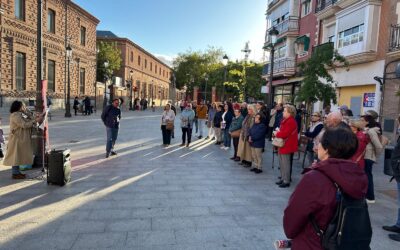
[
  {"x1": 296, "y1": 42, "x2": 348, "y2": 106},
  {"x1": 96, "y1": 41, "x2": 122, "y2": 81}
]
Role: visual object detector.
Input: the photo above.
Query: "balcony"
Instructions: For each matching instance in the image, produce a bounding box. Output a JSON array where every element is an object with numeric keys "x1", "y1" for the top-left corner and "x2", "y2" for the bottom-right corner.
[
  {"x1": 315, "y1": 0, "x2": 341, "y2": 19},
  {"x1": 267, "y1": 0, "x2": 281, "y2": 11},
  {"x1": 264, "y1": 58, "x2": 296, "y2": 77},
  {"x1": 265, "y1": 16, "x2": 299, "y2": 46},
  {"x1": 315, "y1": 0, "x2": 337, "y2": 13},
  {"x1": 389, "y1": 24, "x2": 400, "y2": 52}
]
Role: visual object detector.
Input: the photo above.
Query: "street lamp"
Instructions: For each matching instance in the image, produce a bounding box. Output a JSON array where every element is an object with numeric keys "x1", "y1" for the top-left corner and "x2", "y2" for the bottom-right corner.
[
  {"x1": 64, "y1": 45, "x2": 72, "y2": 117},
  {"x1": 94, "y1": 47, "x2": 99, "y2": 112},
  {"x1": 222, "y1": 54, "x2": 229, "y2": 101},
  {"x1": 129, "y1": 69, "x2": 134, "y2": 110},
  {"x1": 267, "y1": 26, "x2": 279, "y2": 108},
  {"x1": 151, "y1": 80, "x2": 154, "y2": 109},
  {"x1": 103, "y1": 61, "x2": 109, "y2": 108},
  {"x1": 204, "y1": 74, "x2": 209, "y2": 103}
]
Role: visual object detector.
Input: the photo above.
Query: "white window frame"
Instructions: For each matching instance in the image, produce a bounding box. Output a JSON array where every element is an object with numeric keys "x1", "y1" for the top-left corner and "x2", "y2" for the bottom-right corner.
[
  {"x1": 302, "y1": 0, "x2": 312, "y2": 17},
  {"x1": 338, "y1": 24, "x2": 364, "y2": 48}
]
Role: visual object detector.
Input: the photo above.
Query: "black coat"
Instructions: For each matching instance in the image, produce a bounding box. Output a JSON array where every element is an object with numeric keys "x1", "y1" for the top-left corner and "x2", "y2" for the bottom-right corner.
[{"x1": 213, "y1": 111, "x2": 223, "y2": 128}]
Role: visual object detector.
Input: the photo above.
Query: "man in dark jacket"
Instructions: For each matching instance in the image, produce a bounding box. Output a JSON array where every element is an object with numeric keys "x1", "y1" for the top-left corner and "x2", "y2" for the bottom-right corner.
[
  {"x1": 101, "y1": 98, "x2": 121, "y2": 158},
  {"x1": 248, "y1": 114, "x2": 267, "y2": 173},
  {"x1": 382, "y1": 137, "x2": 400, "y2": 241}
]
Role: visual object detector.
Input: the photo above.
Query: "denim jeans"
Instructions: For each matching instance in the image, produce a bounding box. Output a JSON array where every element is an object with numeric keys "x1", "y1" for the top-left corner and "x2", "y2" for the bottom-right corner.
[
  {"x1": 364, "y1": 159, "x2": 375, "y2": 200},
  {"x1": 106, "y1": 127, "x2": 119, "y2": 153},
  {"x1": 223, "y1": 129, "x2": 231, "y2": 147},
  {"x1": 182, "y1": 127, "x2": 192, "y2": 144},
  {"x1": 198, "y1": 119, "x2": 206, "y2": 137},
  {"x1": 396, "y1": 181, "x2": 400, "y2": 227},
  {"x1": 12, "y1": 166, "x2": 21, "y2": 175},
  {"x1": 161, "y1": 125, "x2": 172, "y2": 145}
]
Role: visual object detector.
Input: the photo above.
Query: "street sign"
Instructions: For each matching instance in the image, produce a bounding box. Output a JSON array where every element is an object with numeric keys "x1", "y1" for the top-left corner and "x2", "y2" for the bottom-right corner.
[
  {"x1": 261, "y1": 86, "x2": 269, "y2": 94},
  {"x1": 363, "y1": 93, "x2": 375, "y2": 108}
]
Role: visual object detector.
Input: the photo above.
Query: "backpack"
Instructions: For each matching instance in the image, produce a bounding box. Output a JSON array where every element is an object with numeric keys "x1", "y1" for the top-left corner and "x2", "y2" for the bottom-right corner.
[{"x1": 310, "y1": 181, "x2": 372, "y2": 250}]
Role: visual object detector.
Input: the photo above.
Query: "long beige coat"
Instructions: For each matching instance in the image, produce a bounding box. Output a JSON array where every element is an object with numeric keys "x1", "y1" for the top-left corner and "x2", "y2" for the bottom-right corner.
[
  {"x1": 238, "y1": 114, "x2": 254, "y2": 162},
  {"x1": 3, "y1": 112, "x2": 36, "y2": 166}
]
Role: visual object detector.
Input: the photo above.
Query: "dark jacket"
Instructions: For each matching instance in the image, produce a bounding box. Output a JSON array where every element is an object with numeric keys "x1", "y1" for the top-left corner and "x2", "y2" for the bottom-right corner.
[
  {"x1": 284, "y1": 158, "x2": 368, "y2": 250},
  {"x1": 223, "y1": 111, "x2": 234, "y2": 130},
  {"x1": 249, "y1": 123, "x2": 267, "y2": 148},
  {"x1": 391, "y1": 137, "x2": 400, "y2": 182},
  {"x1": 213, "y1": 111, "x2": 223, "y2": 128},
  {"x1": 101, "y1": 105, "x2": 121, "y2": 129},
  {"x1": 73, "y1": 99, "x2": 80, "y2": 109},
  {"x1": 274, "y1": 109, "x2": 283, "y2": 129},
  {"x1": 229, "y1": 115, "x2": 244, "y2": 132},
  {"x1": 304, "y1": 123, "x2": 324, "y2": 139}
]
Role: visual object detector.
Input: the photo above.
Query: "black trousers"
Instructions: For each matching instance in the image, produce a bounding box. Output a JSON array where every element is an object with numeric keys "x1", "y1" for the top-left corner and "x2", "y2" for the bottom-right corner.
[
  {"x1": 233, "y1": 137, "x2": 239, "y2": 158},
  {"x1": 182, "y1": 127, "x2": 192, "y2": 144},
  {"x1": 161, "y1": 125, "x2": 172, "y2": 145}
]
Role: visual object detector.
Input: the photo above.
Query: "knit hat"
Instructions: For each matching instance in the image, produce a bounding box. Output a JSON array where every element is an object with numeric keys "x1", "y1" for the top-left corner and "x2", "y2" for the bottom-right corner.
[
  {"x1": 233, "y1": 103, "x2": 241, "y2": 111},
  {"x1": 339, "y1": 105, "x2": 348, "y2": 111}
]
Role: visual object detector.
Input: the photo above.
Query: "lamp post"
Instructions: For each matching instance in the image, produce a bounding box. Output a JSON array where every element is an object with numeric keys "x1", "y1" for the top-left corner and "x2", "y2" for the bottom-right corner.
[
  {"x1": 0, "y1": 6, "x2": 4, "y2": 107},
  {"x1": 204, "y1": 74, "x2": 209, "y2": 103},
  {"x1": 267, "y1": 27, "x2": 279, "y2": 108},
  {"x1": 64, "y1": 45, "x2": 72, "y2": 117},
  {"x1": 103, "y1": 61, "x2": 109, "y2": 108},
  {"x1": 222, "y1": 54, "x2": 229, "y2": 101},
  {"x1": 94, "y1": 47, "x2": 99, "y2": 112},
  {"x1": 151, "y1": 80, "x2": 154, "y2": 108},
  {"x1": 129, "y1": 69, "x2": 134, "y2": 110}
]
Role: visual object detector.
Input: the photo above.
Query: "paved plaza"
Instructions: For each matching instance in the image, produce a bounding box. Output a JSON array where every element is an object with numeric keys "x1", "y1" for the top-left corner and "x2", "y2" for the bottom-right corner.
[{"x1": 0, "y1": 109, "x2": 399, "y2": 249}]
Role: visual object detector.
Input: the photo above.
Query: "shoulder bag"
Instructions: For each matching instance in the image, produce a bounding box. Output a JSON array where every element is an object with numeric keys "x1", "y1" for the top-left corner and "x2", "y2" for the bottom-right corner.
[
  {"x1": 272, "y1": 129, "x2": 296, "y2": 148},
  {"x1": 230, "y1": 129, "x2": 241, "y2": 138}
]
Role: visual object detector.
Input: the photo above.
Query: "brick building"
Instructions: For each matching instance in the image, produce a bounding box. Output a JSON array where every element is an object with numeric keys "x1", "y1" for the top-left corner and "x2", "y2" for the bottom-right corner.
[
  {"x1": 0, "y1": 0, "x2": 99, "y2": 108},
  {"x1": 381, "y1": 0, "x2": 400, "y2": 138},
  {"x1": 97, "y1": 31, "x2": 176, "y2": 108}
]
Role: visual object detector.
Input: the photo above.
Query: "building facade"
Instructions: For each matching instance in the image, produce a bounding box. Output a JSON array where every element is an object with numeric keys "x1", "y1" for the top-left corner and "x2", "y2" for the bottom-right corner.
[
  {"x1": 315, "y1": 0, "x2": 387, "y2": 116},
  {"x1": 263, "y1": 0, "x2": 301, "y2": 105},
  {"x1": 0, "y1": 0, "x2": 99, "y2": 108},
  {"x1": 97, "y1": 31, "x2": 175, "y2": 108},
  {"x1": 381, "y1": 0, "x2": 400, "y2": 138}
]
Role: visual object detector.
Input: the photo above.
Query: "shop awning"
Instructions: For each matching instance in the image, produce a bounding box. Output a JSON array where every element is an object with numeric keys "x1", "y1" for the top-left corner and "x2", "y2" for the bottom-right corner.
[
  {"x1": 295, "y1": 35, "x2": 310, "y2": 51},
  {"x1": 286, "y1": 77, "x2": 304, "y2": 83},
  {"x1": 265, "y1": 79, "x2": 288, "y2": 86}
]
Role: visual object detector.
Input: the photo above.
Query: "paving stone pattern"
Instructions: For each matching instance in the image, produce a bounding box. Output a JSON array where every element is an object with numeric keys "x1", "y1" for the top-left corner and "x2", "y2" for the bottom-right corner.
[{"x1": 0, "y1": 109, "x2": 398, "y2": 249}]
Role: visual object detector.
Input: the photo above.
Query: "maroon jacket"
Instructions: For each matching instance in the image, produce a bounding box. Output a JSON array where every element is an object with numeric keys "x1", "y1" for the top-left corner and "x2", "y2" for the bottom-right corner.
[
  {"x1": 283, "y1": 158, "x2": 368, "y2": 250},
  {"x1": 275, "y1": 116, "x2": 298, "y2": 154},
  {"x1": 350, "y1": 131, "x2": 370, "y2": 169}
]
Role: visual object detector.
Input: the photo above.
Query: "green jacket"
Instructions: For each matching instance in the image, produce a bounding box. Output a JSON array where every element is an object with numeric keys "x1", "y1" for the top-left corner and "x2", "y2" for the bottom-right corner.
[{"x1": 229, "y1": 115, "x2": 244, "y2": 132}]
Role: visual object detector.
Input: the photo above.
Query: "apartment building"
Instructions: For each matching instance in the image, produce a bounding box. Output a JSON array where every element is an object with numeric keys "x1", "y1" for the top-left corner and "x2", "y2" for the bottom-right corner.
[
  {"x1": 0, "y1": 0, "x2": 99, "y2": 108},
  {"x1": 264, "y1": 0, "x2": 320, "y2": 105},
  {"x1": 97, "y1": 31, "x2": 174, "y2": 107},
  {"x1": 381, "y1": 0, "x2": 400, "y2": 137},
  {"x1": 315, "y1": 0, "x2": 388, "y2": 116}
]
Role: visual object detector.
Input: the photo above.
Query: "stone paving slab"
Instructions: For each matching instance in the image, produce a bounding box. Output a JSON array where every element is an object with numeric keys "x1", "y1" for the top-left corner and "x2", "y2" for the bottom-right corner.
[{"x1": 0, "y1": 110, "x2": 398, "y2": 249}]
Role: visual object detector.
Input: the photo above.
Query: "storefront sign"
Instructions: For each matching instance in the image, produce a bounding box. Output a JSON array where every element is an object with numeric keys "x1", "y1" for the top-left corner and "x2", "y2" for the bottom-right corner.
[{"x1": 363, "y1": 93, "x2": 375, "y2": 107}]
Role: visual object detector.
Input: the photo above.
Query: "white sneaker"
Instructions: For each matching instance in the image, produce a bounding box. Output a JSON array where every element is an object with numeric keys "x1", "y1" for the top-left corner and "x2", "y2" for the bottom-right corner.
[
  {"x1": 366, "y1": 199, "x2": 375, "y2": 204},
  {"x1": 224, "y1": 147, "x2": 229, "y2": 150}
]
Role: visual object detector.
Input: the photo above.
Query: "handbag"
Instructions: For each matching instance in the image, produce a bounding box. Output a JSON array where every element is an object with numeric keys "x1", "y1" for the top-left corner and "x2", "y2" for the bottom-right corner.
[
  {"x1": 272, "y1": 129, "x2": 296, "y2": 148},
  {"x1": 166, "y1": 121, "x2": 174, "y2": 131},
  {"x1": 230, "y1": 129, "x2": 241, "y2": 138}
]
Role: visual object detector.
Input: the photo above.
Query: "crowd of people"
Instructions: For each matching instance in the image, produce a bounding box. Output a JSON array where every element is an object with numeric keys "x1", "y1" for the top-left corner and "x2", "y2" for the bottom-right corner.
[
  {"x1": 2, "y1": 96, "x2": 400, "y2": 248},
  {"x1": 156, "y1": 99, "x2": 400, "y2": 247}
]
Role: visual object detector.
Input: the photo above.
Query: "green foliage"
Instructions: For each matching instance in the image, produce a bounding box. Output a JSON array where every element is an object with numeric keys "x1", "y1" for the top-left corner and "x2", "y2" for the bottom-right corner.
[
  {"x1": 97, "y1": 41, "x2": 122, "y2": 81},
  {"x1": 297, "y1": 42, "x2": 348, "y2": 105},
  {"x1": 173, "y1": 48, "x2": 265, "y2": 101}
]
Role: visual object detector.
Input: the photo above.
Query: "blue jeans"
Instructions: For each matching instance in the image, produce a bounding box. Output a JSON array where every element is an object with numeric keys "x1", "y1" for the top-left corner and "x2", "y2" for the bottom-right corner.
[
  {"x1": 396, "y1": 181, "x2": 400, "y2": 227},
  {"x1": 106, "y1": 127, "x2": 119, "y2": 153},
  {"x1": 364, "y1": 159, "x2": 375, "y2": 200},
  {"x1": 223, "y1": 129, "x2": 231, "y2": 147},
  {"x1": 12, "y1": 166, "x2": 21, "y2": 175}
]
